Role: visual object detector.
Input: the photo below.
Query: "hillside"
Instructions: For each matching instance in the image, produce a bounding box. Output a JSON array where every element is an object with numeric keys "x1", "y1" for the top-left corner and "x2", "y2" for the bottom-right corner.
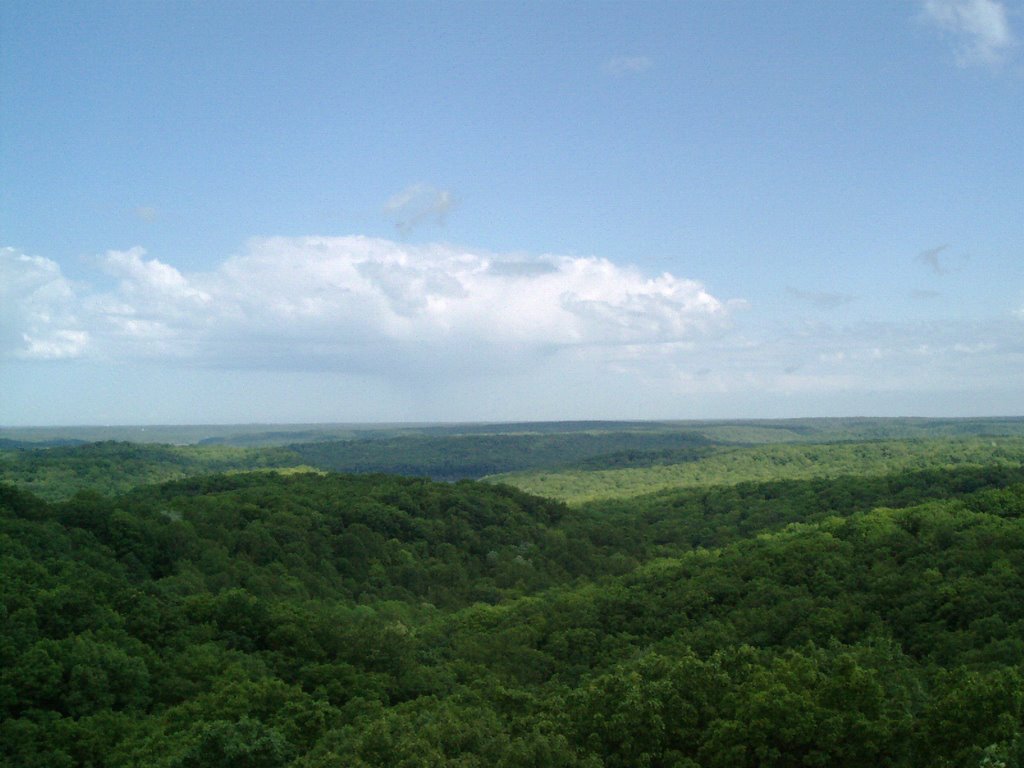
[
  {"x1": 0, "y1": 441, "x2": 305, "y2": 502},
  {"x1": 3, "y1": 456, "x2": 1024, "y2": 766},
  {"x1": 488, "y1": 437, "x2": 1024, "y2": 503}
]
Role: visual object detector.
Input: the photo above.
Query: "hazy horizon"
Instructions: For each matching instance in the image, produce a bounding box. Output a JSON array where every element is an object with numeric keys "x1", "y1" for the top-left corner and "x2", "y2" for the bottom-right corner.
[{"x1": 4, "y1": 416, "x2": 1024, "y2": 441}]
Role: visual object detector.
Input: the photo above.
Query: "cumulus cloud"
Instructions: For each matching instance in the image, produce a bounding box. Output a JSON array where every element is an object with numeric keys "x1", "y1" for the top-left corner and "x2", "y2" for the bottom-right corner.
[
  {"x1": 102, "y1": 247, "x2": 210, "y2": 305},
  {"x1": 84, "y1": 247, "x2": 215, "y2": 358},
  {"x1": 604, "y1": 56, "x2": 653, "y2": 76},
  {"x1": 0, "y1": 247, "x2": 89, "y2": 359},
  {"x1": 0, "y1": 238, "x2": 734, "y2": 375},
  {"x1": 204, "y1": 237, "x2": 732, "y2": 370},
  {"x1": 384, "y1": 184, "x2": 454, "y2": 235},
  {"x1": 922, "y1": 0, "x2": 1016, "y2": 66}
]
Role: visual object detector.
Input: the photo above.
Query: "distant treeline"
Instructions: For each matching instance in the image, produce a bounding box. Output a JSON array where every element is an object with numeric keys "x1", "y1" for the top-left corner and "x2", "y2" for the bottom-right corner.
[
  {"x1": 0, "y1": 438, "x2": 87, "y2": 450},
  {"x1": 4, "y1": 415, "x2": 1024, "y2": 449}
]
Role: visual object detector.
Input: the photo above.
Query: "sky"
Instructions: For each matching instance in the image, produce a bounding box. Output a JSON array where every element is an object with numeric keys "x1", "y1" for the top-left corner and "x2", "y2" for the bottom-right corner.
[{"x1": 1, "y1": 0, "x2": 1022, "y2": 425}]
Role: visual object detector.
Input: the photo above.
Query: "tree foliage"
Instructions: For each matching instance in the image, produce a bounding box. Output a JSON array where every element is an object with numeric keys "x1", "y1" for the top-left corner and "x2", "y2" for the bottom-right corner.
[{"x1": 2, "y1": 437, "x2": 1024, "y2": 766}]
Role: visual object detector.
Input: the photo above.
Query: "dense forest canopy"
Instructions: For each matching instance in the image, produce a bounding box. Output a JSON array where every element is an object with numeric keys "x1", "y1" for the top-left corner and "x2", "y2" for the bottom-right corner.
[{"x1": 2, "y1": 418, "x2": 1023, "y2": 766}]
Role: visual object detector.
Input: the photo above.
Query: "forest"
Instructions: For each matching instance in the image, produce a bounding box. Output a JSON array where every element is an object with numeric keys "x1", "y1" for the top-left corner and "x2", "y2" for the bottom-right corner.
[{"x1": 1, "y1": 418, "x2": 1023, "y2": 766}]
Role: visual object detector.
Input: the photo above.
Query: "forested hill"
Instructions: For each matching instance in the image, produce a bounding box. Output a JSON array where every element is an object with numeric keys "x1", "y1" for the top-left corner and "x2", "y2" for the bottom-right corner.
[
  {"x1": 490, "y1": 436, "x2": 1024, "y2": 503},
  {"x1": 0, "y1": 430, "x2": 719, "y2": 502},
  {"x1": 0, "y1": 441, "x2": 306, "y2": 501},
  {"x1": 4, "y1": 431, "x2": 1024, "y2": 505},
  {"x1": 3, "y1": 464, "x2": 1024, "y2": 766}
]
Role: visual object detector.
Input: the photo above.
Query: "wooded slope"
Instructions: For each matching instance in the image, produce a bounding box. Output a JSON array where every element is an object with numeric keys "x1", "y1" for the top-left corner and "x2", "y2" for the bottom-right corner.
[{"x1": 3, "y1": 460, "x2": 1023, "y2": 766}]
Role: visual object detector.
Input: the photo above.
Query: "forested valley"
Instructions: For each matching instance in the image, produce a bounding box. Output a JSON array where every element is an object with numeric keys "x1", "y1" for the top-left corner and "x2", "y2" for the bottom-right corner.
[{"x1": 2, "y1": 419, "x2": 1024, "y2": 766}]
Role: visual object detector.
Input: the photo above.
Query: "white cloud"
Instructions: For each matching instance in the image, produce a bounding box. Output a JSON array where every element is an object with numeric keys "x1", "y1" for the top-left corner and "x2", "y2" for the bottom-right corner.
[
  {"x1": 86, "y1": 248, "x2": 214, "y2": 359},
  {"x1": 0, "y1": 247, "x2": 89, "y2": 359},
  {"x1": 22, "y1": 330, "x2": 91, "y2": 360},
  {"x1": 384, "y1": 184, "x2": 454, "y2": 235},
  {"x1": 102, "y1": 247, "x2": 211, "y2": 306},
  {"x1": 922, "y1": 0, "x2": 1016, "y2": 67},
  {"x1": 604, "y1": 56, "x2": 653, "y2": 76},
  {"x1": 203, "y1": 237, "x2": 732, "y2": 371},
  {"x1": 0, "y1": 237, "x2": 733, "y2": 375}
]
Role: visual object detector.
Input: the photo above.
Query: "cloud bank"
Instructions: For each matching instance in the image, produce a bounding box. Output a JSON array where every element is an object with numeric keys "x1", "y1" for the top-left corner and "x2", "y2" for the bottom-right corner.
[
  {"x1": 6, "y1": 239, "x2": 1020, "y2": 420},
  {"x1": 1, "y1": 239, "x2": 733, "y2": 376}
]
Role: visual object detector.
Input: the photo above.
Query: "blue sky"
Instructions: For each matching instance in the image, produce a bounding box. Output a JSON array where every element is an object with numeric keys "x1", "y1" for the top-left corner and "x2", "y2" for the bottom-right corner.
[{"x1": 2, "y1": 0, "x2": 1022, "y2": 425}]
